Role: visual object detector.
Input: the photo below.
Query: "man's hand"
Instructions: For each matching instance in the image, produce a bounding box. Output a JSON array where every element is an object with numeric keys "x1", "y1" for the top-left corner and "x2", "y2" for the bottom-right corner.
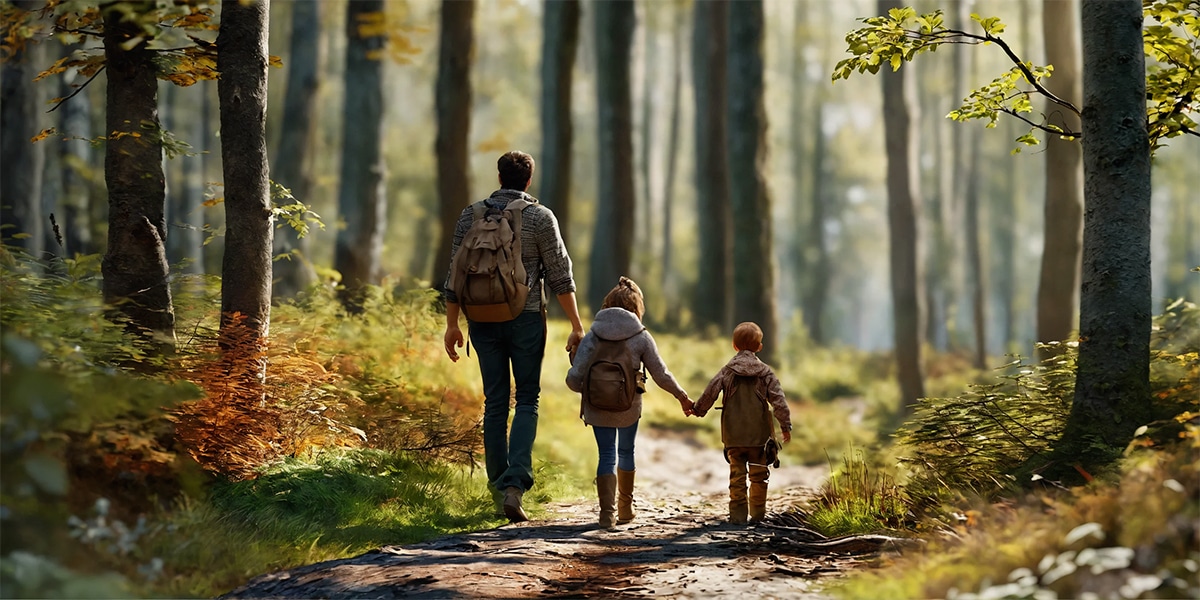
[
  {"x1": 444, "y1": 326, "x2": 464, "y2": 362},
  {"x1": 782, "y1": 429, "x2": 792, "y2": 444},
  {"x1": 565, "y1": 328, "x2": 583, "y2": 357}
]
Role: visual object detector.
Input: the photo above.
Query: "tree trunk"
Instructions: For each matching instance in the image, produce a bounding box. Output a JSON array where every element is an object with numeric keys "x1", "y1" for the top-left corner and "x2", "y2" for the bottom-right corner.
[
  {"x1": 963, "y1": 122, "x2": 986, "y2": 368},
  {"x1": 59, "y1": 48, "x2": 95, "y2": 256},
  {"x1": 659, "y1": 5, "x2": 684, "y2": 325},
  {"x1": 334, "y1": 0, "x2": 387, "y2": 311},
  {"x1": 0, "y1": 0, "x2": 45, "y2": 256},
  {"x1": 101, "y1": 3, "x2": 175, "y2": 352},
  {"x1": 538, "y1": 0, "x2": 580, "y2": 248},
  {"x1": 804, "y1": 102, "x2": 831, "y2": 345},
  {"x1": 163, "y1": 82, "x2": 204, "y2": 276},
  {"x1": 1061, "y1": 0, "x2": 1152, "y2": 469},
  {"x1": 218, "y1": 0, "x2": 273, "y2": 348},
  {"x1": 726, "y1": 0, "x2": 779, "y2": 366},
  {"x1": 431, "y1": 0, "x2": 475, "y2": 291},
  {"x1": 1037, "y1": 0, "x2": 1084, "y2": 359},
  {"x1": 878, "y1": 0, "x2": 926, "y2": 415},
  {"x1": 588, "y1": 0, "x2": 637, "y2": 314},
  {"x1": 637, "y1": 5, "x2": 656, "y2": 260},
  {"x1": 272, "y1": 0, "x2": 321, "y2": 299},
  {"x1": 690, "y1": 0, "x2": 732, "y2": 331}
]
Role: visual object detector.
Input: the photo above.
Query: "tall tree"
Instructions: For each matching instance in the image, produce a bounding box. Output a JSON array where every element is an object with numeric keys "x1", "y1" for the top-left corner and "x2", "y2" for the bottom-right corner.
[
  {"x1": 58, "y1": 48, "x2": 95, "y2": 256},
  {"x1": 659, "y1": 2, "x2": 685, "y2": 322},
  {"x1": 1036, "y1": 0, "x2": 1084, "y2": 359},
  {"x1": 1, "y1": 0, "x2": 45, "y2": 256},
  {"x1": 101, "y1": 2, "x2": 175, "y2": 352},
  {"x1": 431, "y1": 0, "x2": 475, "y2": 290},
  {"x1": 163, "y1": 83, "x2": 205, "y2": 276},
  {"x1": 878, "y1": 0, "x2": 926, "y2": 415},
  {"x1": 218, "y1": 0, "x2": 273, "y2": 352},
  {"x1": 726, "y1": 0, "x2": 779, "y2": 365},
  {"x1": 799, "y1": 0, "x2": 835, "y2": 345},
  {"x1": 588, "y1": 0, "x2": 637, "y2": 313},
  {"x1": 690, "y1": 0, "x2": 732, "y2": 331},
  {"x1": 1059, "y1": 0, "x2": 1152, "y2": 469},
  {"x1": 334, "y1": 0, "x2": 387, "y2": 311},
  {"x1": 637, "y1": 3, "x2": 657, "y2": 259},
  {"x1": 538, "y1": 0, "x2": 580, "y2": 248},
  {"x1": 963, "y1": 116, "x2": 986, "y2": 368},
  {"x1": 272, "y1": 0, "x2": 321, "y2": 299}
]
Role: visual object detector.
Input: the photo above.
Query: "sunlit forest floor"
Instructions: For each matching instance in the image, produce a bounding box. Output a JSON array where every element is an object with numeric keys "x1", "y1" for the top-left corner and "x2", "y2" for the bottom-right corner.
[{"x1": 1, "y1": 253, "x2": 1196, "y2": 598}]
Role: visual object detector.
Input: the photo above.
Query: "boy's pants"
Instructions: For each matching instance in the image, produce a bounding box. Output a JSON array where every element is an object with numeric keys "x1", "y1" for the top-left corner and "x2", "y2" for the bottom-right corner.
[{"x1": 726, "y1": 446, "x2": 770, "y2": 519}]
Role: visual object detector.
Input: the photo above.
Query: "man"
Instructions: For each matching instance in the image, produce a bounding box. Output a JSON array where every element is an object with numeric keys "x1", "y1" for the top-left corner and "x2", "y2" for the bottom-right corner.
[{"x1": 443, "y1": 151, "x2": 585, "y2": 522}]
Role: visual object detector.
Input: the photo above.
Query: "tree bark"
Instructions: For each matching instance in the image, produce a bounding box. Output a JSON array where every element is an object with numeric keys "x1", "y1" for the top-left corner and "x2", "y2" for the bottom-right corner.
[
  {"x1": 334, "y1": 0, "x2": 387, "y2": 311},
  {"x1": 272, "y1": 0, "x2": 321, "y2": 299},
  {"x1": 218, "y1": 0, "x2": 273, "y2": 346},
  {"x1": 878, "y1": 0, "x2": 926, "y2": 415},
  {"x1": 690, "y1": 0, "x2": 732, "y2": 331},
  {"x1": 59, "y1": 48, "x2": 95, "y2": 256},
  {"x1": 659, "y1": 5, "x2": 685, "y2": 325},
  {"x1": 1036, "y1": 0, "x2": 1084, "y2": 359},
  {"x1": 538, "y1": 0, "x2": 580, "y2": 249},
  {"x1": 1061, "y1": 0, "x2": 1152, "y2": 468},
  {"x1": 963, "y1": 121, "x2": 986, "y2": 368},
  {"x1": 101, "y1": 3, "x2": 175, "y2": 352},
  {"x1": 431, "y1": 0, "x2": 476, "y2": 291},
  {"x1": 588, "y1": 0, "x2": 637, "y2": 314},
  {"x1": 726, "y1": 0, "x2": 779, "y2": 366},
  {"x1": 0, "y1": 0, "x2": 45, "y2": 256},
  {"x1": 637, "y1": 5, "x2": 656, "y2": 259}
]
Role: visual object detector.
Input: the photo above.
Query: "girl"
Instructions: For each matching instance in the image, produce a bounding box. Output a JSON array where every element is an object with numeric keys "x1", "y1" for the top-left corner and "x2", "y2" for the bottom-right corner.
[{"x1": 566, "y1": 277, "x2": 693, "y2": 528}]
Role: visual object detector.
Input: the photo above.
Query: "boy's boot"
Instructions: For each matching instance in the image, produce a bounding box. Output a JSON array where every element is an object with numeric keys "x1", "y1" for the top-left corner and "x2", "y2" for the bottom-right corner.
[
  {"x1": 748, "y1": 483, "x2": 768, "y2": 523},
  {"x1": 729, "y1": 500, "x2": 749, "y2": 524},
  {"x1": 617, "y1": 469, "x2": 636, "y2": 524},
  {"x1": 596, "y1": 474, "x2": 618, "y2": 529}
]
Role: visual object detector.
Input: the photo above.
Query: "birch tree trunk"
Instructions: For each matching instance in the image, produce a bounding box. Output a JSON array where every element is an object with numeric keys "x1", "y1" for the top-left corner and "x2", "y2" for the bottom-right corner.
[
  {"x1": 431, "y1": 0, "x2": 475, "y2": 289},
  {"x1": 588, "y1": 0, "x2": 637, "y2": 313},
  {"x1": 727, "y1": 0, "x2": 779, "y2": 366}
]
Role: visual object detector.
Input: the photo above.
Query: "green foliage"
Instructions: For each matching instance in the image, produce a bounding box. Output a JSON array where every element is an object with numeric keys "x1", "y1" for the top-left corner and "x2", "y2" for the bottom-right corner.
[
  {"x1": 807, "y1": 446, "x2": 909, "y2": 537},
  {"x1": 833, "y1": 3, "x2": 1200, "y2": 151}
]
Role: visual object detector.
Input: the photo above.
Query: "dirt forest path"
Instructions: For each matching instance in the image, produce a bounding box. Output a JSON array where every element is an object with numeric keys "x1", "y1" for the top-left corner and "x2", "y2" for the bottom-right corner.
[{"x1": 223, "y1": 427, "x2": 878, "y2": 599}]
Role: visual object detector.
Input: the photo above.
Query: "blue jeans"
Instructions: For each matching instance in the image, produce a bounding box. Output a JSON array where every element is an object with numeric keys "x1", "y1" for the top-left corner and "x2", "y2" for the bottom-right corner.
[
  {"x1": 469, "y1": 310, "x2": 546, "y2": 492},
  {"x1": 593, "y1": 420, "x2": 639, "y2": 476}
]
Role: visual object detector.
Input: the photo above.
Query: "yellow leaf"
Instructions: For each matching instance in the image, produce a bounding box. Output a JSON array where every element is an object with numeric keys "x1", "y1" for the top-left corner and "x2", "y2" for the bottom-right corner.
[
  {"x1": 268, "y1": 54, "x2": 282, "y2": 68},
  {"x1": 30, "y1": 128, "x2": 55, "y2": 143}
]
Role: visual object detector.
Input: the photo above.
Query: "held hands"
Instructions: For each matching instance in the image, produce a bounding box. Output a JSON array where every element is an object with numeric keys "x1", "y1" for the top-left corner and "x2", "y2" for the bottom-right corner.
[
  {"x1": 565, "y1": 328, "x2": 583, "y2": 360},
  {"x1": 678, "y1": 396, "x2": 695, "y2": 417},
  {"x1": 444, "y1": 326, "x2": 464, "y2": 362}
]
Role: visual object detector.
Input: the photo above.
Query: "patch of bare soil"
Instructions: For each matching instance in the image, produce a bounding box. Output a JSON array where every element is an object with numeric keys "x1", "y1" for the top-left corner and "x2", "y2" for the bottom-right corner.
[{"x1": 222, "y1": 426, "x2": 893, "y2": 599}]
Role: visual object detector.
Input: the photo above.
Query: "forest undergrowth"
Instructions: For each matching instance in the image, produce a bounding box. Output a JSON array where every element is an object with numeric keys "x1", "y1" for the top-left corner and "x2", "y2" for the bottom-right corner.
[{"x1": 3, "y1": 247, "x2": 1194, "y2": 599}]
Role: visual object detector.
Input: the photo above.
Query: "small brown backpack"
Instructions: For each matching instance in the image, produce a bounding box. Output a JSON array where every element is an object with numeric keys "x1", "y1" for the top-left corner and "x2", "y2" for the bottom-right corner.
[
  {"x1": 447, "y1": 199, "x2": 530, "y2": 322},
  {"x1": 582, "y1": 329, "x2": 645, "y2": 412}
]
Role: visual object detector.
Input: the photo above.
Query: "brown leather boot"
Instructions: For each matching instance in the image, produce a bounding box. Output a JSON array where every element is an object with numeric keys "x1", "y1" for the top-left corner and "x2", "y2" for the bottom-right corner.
[
  {"x1": 617, "y1": 469, "x2": 636, "y2": 524},
  {"x1": 748, "y1": 483, "x2": 768, "y2": 523},
  {"x1": 597, "y1": 474, "x2": 617, "y2": 529},
  {"x1": 729, "y1": 500, "x2": 749, "y2": 524}
]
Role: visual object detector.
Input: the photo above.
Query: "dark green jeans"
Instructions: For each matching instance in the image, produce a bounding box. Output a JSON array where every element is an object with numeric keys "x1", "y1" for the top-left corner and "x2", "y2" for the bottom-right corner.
[{"x1": 469, "y1": 310, "x2": 546, "y2": 492}]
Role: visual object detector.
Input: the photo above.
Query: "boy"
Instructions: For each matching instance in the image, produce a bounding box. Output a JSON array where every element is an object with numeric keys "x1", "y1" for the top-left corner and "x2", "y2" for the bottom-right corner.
[{"x1": 692, "y1": 322, "x2": 792, "y2": 524}]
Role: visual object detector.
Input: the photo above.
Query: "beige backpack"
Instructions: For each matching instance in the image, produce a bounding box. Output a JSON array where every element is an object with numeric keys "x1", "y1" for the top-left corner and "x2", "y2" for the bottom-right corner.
[{"x1": 448, "y1": 199, "x2": 531, "y2": 322}]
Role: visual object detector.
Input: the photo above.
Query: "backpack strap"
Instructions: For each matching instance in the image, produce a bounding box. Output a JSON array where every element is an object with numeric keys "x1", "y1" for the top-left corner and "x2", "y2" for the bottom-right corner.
[
  {"x1": 470, "y1": 200, "x2": 488, "y2": 222},
  {"x1": 502, "y1": 199, "x2": 530, "y2": 288}
]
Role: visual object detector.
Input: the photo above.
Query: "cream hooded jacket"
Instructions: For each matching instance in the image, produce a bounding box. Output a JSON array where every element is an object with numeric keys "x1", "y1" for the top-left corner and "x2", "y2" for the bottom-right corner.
[{"x1": 566, "y1": 308, "x2": 688, "y2": 428}]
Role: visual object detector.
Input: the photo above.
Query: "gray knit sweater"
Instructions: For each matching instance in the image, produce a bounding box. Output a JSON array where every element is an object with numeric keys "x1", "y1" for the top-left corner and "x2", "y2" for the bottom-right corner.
[
  {"x1": 442, "y1": 188, "x2": 576, "y2": 313},
  {"x1": 566, "y1": 307, "x2": 689, "y2": 428}
]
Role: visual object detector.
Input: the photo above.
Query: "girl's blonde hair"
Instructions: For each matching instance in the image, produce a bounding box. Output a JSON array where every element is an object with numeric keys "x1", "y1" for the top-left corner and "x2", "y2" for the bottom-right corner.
[{"x1": 601, "y1": 276, "x2": 645, "y2": 319}]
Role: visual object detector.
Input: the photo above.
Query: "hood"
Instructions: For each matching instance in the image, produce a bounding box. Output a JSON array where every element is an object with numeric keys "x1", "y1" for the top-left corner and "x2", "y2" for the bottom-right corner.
[
  {"x1": 485, "y1": 188, "x2": 539, "y2": 208},
  {"x1": 590, "y1": 307, "x2": 645, "y2": 341},
  {"x1": 726, "y1": 350, "x2": 773, "y2": 377}
]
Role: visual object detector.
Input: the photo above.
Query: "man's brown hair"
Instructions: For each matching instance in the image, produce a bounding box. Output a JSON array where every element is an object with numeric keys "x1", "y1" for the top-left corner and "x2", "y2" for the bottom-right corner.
[
  {"x1": 601, "y1": 276, "x2": 645, "y2": 319},
  {"x1": 733, "y1": 322, "x2": 763, "y2": 352},
  {"x1": 498, "y1": 151, "x2": 535, "y2": 190}
]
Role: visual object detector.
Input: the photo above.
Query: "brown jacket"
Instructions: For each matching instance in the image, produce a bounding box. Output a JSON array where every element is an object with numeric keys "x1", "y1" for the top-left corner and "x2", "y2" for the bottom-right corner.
[
  {"x1": 566, "y1": 308, "x2": 688, "y2": 428},
  {"x1": 693, "y1": 350, "x2": 791, "y2": 446}
]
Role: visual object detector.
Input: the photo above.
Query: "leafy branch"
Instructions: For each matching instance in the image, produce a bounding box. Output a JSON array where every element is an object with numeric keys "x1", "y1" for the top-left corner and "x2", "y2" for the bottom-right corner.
[{"x1": 833, "y1": 2, "x2": 1200, "y2": 152}]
